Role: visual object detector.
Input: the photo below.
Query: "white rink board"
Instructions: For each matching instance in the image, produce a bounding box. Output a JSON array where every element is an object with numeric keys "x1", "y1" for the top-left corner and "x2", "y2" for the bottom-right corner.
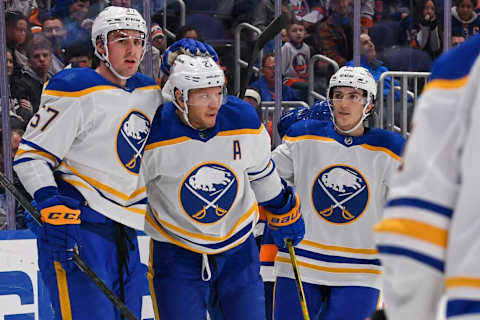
[{"x1": 0, "y1": 230, "x2": 154, "y2": 320}]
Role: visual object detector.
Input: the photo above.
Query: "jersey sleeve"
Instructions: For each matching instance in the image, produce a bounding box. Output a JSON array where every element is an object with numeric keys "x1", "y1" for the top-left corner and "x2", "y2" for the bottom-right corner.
[
  {"x1": 247, "y1": 125, "x2": 283, "y2": 203},
  {"x1": 271, "y1": 141, "x2": 294, "y2": 186},
  {"x1": 14, "y1": 89, "x2": 87, "y2": 198},
  {"x1": 374, "y1": 38, "x2": 480, "y2": 319}
]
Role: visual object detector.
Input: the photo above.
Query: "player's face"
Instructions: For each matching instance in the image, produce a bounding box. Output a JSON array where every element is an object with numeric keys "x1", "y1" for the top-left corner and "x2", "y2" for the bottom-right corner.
[
  {"x1": 187, "y1": 86, "x2": 223, "y2": 129},
  {"x1": 331, "y1": 87, "x2": 372, "y2": 133},
  {"x1": 106, "y1": 29, "x2": 145, "y2": 79}
]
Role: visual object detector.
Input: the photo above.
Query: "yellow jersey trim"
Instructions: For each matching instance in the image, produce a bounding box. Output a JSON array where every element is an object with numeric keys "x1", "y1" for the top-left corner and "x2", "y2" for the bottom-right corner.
[
  {"x1": 446, "y1": 277, "x2": 480, "y2": 289},
  {"x1": 60, "y1": 163, "x2": 146, "y2": 202},
  {"x1": 145, "y1": 213, "x2": 248, "y2": 254},
  {"x1": 217, "y1": 124, "x2": 264, "y2": 136},
  {"x1": 360, "y1": 144, "x2": 401, "y2": 160},
  {"x1": 374, "y1": 218, "x2": 447, "y2": 247},
  {"x1": 152, "y1": 203, "x2": 257, "y2": 241},
  {"x1": 276, "y1": 256, "x2": 382, "y2": 275},
  {"x1": 300, "y1": 239, "x2": 378, "y2": 255},
  {"x1": 16, "y1": 148, "x2": 58, "y2": 165},
  {"x1": 284, "y1": 135, "x2": 336, "y2": 143},
  {"x1": 423, "y1": 76, "x2": 469, "y2": 93}
]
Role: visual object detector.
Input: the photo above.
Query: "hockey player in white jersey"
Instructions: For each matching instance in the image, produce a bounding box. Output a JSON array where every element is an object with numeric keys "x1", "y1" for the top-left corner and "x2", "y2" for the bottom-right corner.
[
  {"x1": 13, "y1": 6, "x2": 214, "y2": 319},
  {"x1": 375, "y1": 34, "x2": 480, "y2": 320},
  {"x1": 270, "y1": 66, "x2": 405, "y2": 320},
  {"x1": 143, "y1": 54, "x2": 305, "y2": 320}
]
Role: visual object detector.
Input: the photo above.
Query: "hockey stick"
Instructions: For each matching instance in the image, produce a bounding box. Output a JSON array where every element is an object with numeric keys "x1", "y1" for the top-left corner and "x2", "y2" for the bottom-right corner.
[
  {"x1": 238, "y1": 12, "x2": 288, "y2": 99},
  {"x1": 0, "y1": 171, "x2": 138, "y2": 320},
  {"x1": 286, "y1": 239, "x2": 311, "y2": 320}
]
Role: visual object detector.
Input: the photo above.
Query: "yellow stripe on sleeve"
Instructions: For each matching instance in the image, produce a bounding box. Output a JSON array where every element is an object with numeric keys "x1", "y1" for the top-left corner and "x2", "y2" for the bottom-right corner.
[
  {"x1": 446, "y1": 277, "x2": 480, "y2": 289},
  {"x1": 423, "y1": 76, "x2": 469, "y2": 93},
  {"x1": 374, "y1": 218, "x2": 447, "y2": 247}
]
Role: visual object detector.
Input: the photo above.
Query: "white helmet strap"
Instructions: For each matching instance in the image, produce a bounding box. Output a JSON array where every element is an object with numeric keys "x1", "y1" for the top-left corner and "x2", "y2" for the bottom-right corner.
[{"x1": 331, "y1": 94, "x2": 372, "y2": 135}]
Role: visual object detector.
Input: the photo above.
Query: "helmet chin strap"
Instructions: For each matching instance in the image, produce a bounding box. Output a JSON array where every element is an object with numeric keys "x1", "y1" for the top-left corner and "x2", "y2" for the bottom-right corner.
[
  {"x1": 173, "y1": 99, "x2": 204, "y2": 131},
  {"x1": 331, "y1": 96, "x2": 372, "y2": 135},
  {"x1": 105, "y1": 60, "x2": 130, "y2": 80}
]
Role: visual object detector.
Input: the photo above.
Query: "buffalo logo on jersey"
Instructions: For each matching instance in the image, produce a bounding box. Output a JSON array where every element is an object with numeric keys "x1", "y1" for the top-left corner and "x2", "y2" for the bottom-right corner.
[
  {"x1": 312, "y1": 165, "x2": 369, "y2": 224},
  {"x1": 116, "y1": 110, "x2": 151, "y2": 174},
  {"x1": 179, "y1": 163, "x2": 238, "y2": 224}
]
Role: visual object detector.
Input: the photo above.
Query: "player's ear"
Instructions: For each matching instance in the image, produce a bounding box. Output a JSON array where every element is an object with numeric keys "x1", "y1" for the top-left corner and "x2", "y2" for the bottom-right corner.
[
  {"x1": 174, "y1": 88, "x2": 184, "y2": 106},
  {"x1": 96, "y1": 39, "x2": 105, "y2": 55}
]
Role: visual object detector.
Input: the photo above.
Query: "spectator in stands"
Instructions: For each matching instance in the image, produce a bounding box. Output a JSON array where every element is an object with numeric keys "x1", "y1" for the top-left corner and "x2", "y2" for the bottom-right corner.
[
  {"x1": 51, "y1": 0, "x2": 92, "y2": 48},
  {"x1": 42, "y1": 16, "x2": 67, "y2": 73},
  {"x1": 175, "y1": 25, "x2": 200, "y2": 40},
  {"x1": 347, "y1": 33, "x2": 402, "y2": 100},
  {"x1": 0, "y1": 128, "x2": 29, "y2": 230},
  {"x1": 312, "y1": 0, "x2": 353, "y2": 67},
  {"x1": 250, "y1": 53, "x2": 301, "y2": 104},
  {"x1": 5, "y1": 11, "x2": 30, "y2": 69},
  {"x1": 282, "y1": 19, "x2": 310, "y2": 101},
  {"x1": 139, "y1": 23, "x2": 163, "y2": 82},
  {"x1": 10, "y1": 34, "x2": 53, "y2": 115},
  {"x1": 151, "y1": 23, "x2": 166, "y2": 52},
  {"x1": 452, "y1": 0, "x2": 480, "y2": 39},
  {"x1": 64, "y1": 43, "x2": 93, "y2": 68},
  {"x1": 413, "y1": 0, "x2": 443, "y2": 59},
  {"x1": 6, "y1": 47, "x2": 33, "y2": 129}
]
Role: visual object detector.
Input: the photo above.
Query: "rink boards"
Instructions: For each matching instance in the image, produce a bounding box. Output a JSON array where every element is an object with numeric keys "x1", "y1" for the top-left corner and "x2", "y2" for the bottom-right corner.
[{"x1": 0, "y1": 230, "x2": 155, "y2": 320}]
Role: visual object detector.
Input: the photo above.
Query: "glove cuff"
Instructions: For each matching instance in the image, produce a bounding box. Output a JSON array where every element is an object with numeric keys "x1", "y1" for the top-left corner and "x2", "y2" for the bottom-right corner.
[{"x1": 265, "y1": 194, "x2": 301, "y2": 227}]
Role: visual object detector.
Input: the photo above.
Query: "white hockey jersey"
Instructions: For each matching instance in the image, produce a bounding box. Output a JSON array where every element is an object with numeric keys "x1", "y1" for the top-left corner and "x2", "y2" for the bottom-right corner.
[
  {"x1": 143, "y1": 96, "x2": 284, "y2": 254},
  {"x1": 272, "y1": 120, "x2": 404, "y2": 289},
  {"x1": 14, "y1": 68, "x2": 162, "y2": 230},
  {"x1": 375, "y1": 34, "x2": 480, "y2": 320}
]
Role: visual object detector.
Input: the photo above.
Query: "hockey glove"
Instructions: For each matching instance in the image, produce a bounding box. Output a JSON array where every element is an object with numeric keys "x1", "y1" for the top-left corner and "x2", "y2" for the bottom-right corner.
[
  {"x1": 262, "y1": 185, "x2": 305, "y2": 248},
  {"x1": 161, "y1": 38, "x2": 219, "y2": 75},
  {"x1": 36, "y1": 191, "x2": 82, "y2": 271}
]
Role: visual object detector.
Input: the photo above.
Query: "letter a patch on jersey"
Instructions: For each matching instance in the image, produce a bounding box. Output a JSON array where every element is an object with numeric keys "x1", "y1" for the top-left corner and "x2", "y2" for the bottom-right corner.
[
  {"x1": 312, "y1": 164, "x2": 369, "y2": 224},
  {"x1": 179, "y1": 163, "x2": 238, "y2": 224},
  {"x1": 116, "y1": 110, "x2": 151, "y2": 174}
]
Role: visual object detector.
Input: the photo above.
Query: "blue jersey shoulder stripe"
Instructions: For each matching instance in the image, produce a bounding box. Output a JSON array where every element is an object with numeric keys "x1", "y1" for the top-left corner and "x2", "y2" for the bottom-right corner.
[
  {"x1": 19, "y1": 139, "x2": 62, "y2": 164},
  {"x1": 377, "y1": 245, "x2": 444, "y2": 272},
  {"x1": 430, "y1": 33, "x2": 480, "y2": 81},
  {"x1": 147, "y1": 96, "x2": 262, "y2": 144},
  {"x1": 386, "y1": 197, "x2": 453, "y2": 218},
  {"x1": 45, "y1": 68, "x2": 157, "y2": 93},
  {"x1": 286, "y1": 121, "x2": 405, "y2": 157}
]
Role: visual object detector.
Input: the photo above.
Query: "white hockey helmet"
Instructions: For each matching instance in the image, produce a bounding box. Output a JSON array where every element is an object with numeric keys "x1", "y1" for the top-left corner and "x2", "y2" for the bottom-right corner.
[
  {"x1": 327, "y1": 66, "x2": 377, "y2": 102},
  {"x1": 326, "y1": 66, "x2": 378, "y2": 134},
  {"x1": 163, "y1": 54, "x2": 226, "y2": 129},
  {"x1": 91, "y1": 6, "x2": 147, "y2": 80}
]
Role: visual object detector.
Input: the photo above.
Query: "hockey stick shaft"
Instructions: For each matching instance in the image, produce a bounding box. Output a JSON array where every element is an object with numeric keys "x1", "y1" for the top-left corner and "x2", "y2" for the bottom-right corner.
[
  {"x1": 0, "y1": 171, "x2": 138, "y2": 320},
  {"x1": 238, "y1": 12, "x2": 288, "y2": 99},
  {"x1": 286, "y1": 239, "x2": 311, "y2": 320}
]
